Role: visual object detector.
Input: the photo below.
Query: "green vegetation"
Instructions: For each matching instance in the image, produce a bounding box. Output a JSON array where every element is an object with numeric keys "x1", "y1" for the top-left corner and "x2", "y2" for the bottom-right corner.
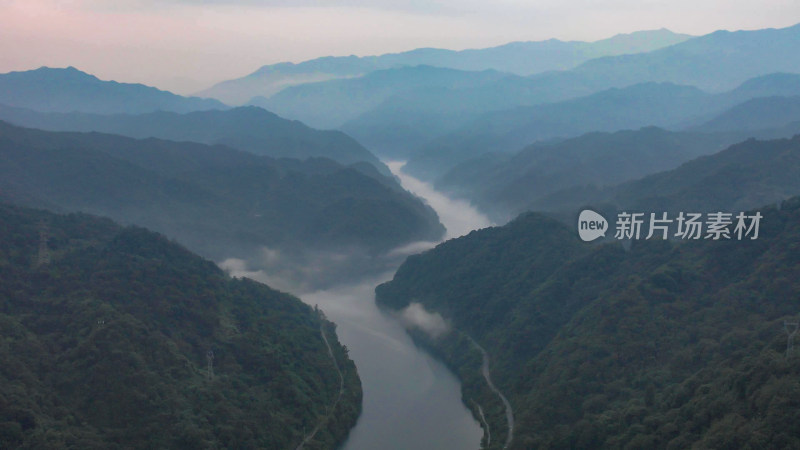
[
  {"x1": 541, "y1": 135, "x2": 800, "y2": 215},
  {"x1": 0, "y1": 203, "x2": 361, "y2": 449},
  {"x1": 0, "y1": 121, "x2": 444, "y2": 261},
  {"x1": 377, "y1": 197, "x2": 800, "y2": 448},
  {"x1": 0, "y1": 105, "x2": 387, "y2": 170},
  {"x1": 437, "y1": 127, "x2": 748, "y2": 220},
  {"x1": 441, "y1": 132, "x2": 800, "y2": 222}
]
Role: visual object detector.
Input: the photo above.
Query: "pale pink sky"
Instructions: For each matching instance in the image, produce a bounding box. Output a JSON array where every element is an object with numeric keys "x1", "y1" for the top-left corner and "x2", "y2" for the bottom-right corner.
[{"x1": 1, "y1": 0, "x2": 798, "y2": 94}]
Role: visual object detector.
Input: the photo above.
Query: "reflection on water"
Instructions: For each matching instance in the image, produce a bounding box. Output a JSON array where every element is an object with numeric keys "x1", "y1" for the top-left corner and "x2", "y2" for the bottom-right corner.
[
  {"x1": 223, "y1": 161, "x2": 493, "y2": 449},
  {"x1": 306, "y1": 275, "x2": 483, "y2": 450}
]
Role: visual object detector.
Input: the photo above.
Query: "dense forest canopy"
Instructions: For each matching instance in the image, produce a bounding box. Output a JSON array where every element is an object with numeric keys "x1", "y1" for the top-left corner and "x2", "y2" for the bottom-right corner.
[
  {"x1": 377, "y1": 197, "x2": 800, "y2": 449},
  {"x1": 0, "y1": 203, "x2": 361, "y2": 449},
  {"x1": 0, "y1": 121, "x2": 444, "y2": 263}
]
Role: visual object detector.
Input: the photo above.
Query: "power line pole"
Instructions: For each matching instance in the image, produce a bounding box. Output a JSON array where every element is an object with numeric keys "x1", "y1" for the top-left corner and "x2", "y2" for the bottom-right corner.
[
  {"x1": 785, "y1": 321, "x2": 798, "y2": 358},
  {"x1": 207, "y1": 350, "x2": 215, "y2": 380}
]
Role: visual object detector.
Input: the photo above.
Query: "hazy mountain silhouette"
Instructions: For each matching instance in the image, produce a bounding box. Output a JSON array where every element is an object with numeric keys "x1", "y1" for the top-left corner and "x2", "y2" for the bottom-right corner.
[
  {"x1": 251, "y1": 65, "x2": 508, "y2": 129},
  {"x1": 0, "y1": 67, "x2": 227, "y2": 114},
  {"x1": 606, "y1": 135, "x2": 800, "y2": 213},
  {"x1": 339, "y1": 70, "x2": 616, "y2": 156},
  {"x1": 515, "y1": 134, "x2": 800, "y2": 216},
  {"x1": 198, "y1": 29, "x2": 690, "y2": 105},
  {"x1": 0, "y1": 121, "x2": 444, "y2": 261},
  {"x1": 404, "y1": 73, "x2": 800, "y2": 180},
  {"x1": 404, "y1": 83, "x2": 714, "y2": 179},
  {"x1": 0, "y1": 104, "x2": 387, "y2": 171},
  {"x1": 571, "y1": 23, "x2": 800, "y2": 92},
  {"x1": 439, "y1": 124, "x2": 800, "y2": 221},
  {"x1": 343, "y1": 24, "x2": 800, "y2": 161},
  {"x1": 438, "y1": 128, "x2": 766, "y2": 219},
  {"x1": 689, "y1": 96, "x2": 800, "y2": 133}
]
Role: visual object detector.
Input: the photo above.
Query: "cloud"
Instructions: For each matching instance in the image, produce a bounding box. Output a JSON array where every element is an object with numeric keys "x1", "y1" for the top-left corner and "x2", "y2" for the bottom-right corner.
[{"x1": 399, "y1": 302, "x2": 450, "y2": 339}]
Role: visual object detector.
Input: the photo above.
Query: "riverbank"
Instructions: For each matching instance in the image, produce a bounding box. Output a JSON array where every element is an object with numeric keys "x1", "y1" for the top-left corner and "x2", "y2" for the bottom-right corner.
[{"x1": 224, "y1": 161, "x2": 492, "y2": 449}]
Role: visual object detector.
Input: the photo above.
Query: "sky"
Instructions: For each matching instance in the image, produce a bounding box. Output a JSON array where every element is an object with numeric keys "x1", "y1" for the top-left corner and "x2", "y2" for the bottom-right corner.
[{"x1": 1, "y1": 0, "x2": 798, "y2": 94}]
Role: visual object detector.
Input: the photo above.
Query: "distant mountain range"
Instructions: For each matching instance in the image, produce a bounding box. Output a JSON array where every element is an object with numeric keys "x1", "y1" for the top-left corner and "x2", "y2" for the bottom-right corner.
[
  {"x1": 690, "y1": 95, "x2": 800, "y2": 133},
  {"x1": 338, "y1": 69, "x2": 613, "y2": 157},
  {"x1": 251, "y1": 65, "x2": 509, "y2": 130},
  {"x1": 440, "y1": 128, "x2": 800, "y2": 221},
  {"x1": 404, "y1": 73, "x2": 800, "y2": 182},
  {"x1": 224, "y1": 23, "x2": 800, "y2": 163},
  {"x1": 403, "y1": 82, "x2": 716, "y2": 179},
  {"x1": 197, "y1": 29, "x2": 691, "y2": 105},
  {"x1": 0, "y1": 104, "x2": 387, "y2": 171},
  {"x1": 436, "y1": 127, "x2": 748, "y2": 220},
  {"x1": 0, "y1": 121, "x2": 444, "y2": 262},
  {"x1": 0, "y1": 66, "x2": 227, "y2": 114},
  {"x1": 571, "y1": 23, "x2": 800, "y2": 92},
  {"x1": 586, "y1": 135, "x2": 800, "y2": 214}
]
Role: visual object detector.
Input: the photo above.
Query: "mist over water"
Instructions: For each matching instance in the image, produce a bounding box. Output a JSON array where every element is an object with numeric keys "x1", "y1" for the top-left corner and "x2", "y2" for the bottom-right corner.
[
  {"x1": 386, "y1": 161, "x2": 493, "y2": 240},
  {"x1": 222, "y1": 162, "x2": 494, "y2": 449}
]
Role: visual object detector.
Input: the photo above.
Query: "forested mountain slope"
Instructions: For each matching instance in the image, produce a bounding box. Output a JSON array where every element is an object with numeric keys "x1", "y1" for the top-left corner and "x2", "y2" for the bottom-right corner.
[
  {"x1": 377, "y1": 198, "x2": 800, "y2": 448},
  {"x1": 0, "y1": 105, "x2": 386, "y2": 170},
  {"x1": 0, "y1": 203, "x2": 361, "y2": 449},
  {"x1": 529, "y1": 134, "x2": 800, "y2": 215},
  {"x1": 0, "y1": 121, "x2": 444, "y2": 260}
]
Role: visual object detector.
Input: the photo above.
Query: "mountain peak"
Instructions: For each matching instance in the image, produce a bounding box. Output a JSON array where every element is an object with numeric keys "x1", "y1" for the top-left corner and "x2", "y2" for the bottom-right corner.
[{"x1": 14, "y1": 65, "x2": 99, "y2": 82}]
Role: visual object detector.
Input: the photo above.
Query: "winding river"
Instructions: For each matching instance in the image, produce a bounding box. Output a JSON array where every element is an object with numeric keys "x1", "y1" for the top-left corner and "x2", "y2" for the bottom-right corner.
[
  {"x1": 227, "y1": 162, "x2": 493, "y2": 449},
  {"x1": 315, "y1": 162, "x2": 492, "y2": 449}
]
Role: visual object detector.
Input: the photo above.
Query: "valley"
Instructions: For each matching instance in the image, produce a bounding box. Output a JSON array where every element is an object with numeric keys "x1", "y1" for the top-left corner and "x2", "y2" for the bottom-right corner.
[
  {"x1": 225, "y1": 162, "x2": 494, "y2": 449},
  {"x1": 3, "y1": 13, "x2": 800, "y2": 450}
]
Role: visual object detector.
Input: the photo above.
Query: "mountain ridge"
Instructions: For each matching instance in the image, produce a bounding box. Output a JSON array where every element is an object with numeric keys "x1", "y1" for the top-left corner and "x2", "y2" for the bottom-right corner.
[
  {"x1": 407, "y1": 72, "x2": 800, "y2": 183},
  {"x1": 0, "y1": 66, "x2": 227, "y2": 114},
  {"x1": 0, "y1": 121, "x2": 445, "y2": 269},
  {"x1": 0, "y1": 104, "x2": 388, "y2": 171},
  {"x1": 344, "y1": 24, "x2": 800, "y2": 161},
  {"x1": 197, "y1": 29, "x2": 691, "y2": 105},
  {"x1": 376, "y1": 197, "x2": 800, "y2": 448},
  {"x1": 0, "y1": 202, "x2": 362, "y2": 448}
]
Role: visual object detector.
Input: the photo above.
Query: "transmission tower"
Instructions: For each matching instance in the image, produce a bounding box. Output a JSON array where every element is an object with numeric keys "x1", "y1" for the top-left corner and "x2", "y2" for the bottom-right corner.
[
  {"x1": 784, "y1": 321, "x2": 799, "y2": 357},
  {"x1": 207, "y1": 350, "x2": 215, "y2": 380}
]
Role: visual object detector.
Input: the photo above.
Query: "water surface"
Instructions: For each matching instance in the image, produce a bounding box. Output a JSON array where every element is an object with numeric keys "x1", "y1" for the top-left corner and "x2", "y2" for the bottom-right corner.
[{"x1": 225, "y1": 162, "x2": 493, "y2": 449}]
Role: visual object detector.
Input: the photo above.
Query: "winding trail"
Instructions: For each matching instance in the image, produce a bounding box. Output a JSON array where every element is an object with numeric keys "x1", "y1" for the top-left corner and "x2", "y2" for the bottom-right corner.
[
  {"x1": 468, "y1": 336, "x2": 514, "y2": 449},
  {"x1": 296, "y1": 322, "x2": 345, "y2": 450}
]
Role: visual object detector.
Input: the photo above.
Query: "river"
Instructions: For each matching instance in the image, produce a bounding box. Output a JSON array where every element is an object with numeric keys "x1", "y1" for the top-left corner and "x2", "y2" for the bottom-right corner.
[{"x1": 226, "y1": 162, "x2": 493, "y2": 449}]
